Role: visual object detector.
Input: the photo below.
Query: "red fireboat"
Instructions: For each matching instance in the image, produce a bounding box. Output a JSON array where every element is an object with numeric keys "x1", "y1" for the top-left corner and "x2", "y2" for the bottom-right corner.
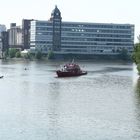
[{"x1": 56, "y1": 61, "x2": 87, "y2": 77}]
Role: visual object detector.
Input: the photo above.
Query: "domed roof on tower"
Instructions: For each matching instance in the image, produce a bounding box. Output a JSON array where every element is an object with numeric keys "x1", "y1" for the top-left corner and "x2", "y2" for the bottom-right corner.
[{"x1": 51, "y1": 5, "x2": 61, "y2": 18}]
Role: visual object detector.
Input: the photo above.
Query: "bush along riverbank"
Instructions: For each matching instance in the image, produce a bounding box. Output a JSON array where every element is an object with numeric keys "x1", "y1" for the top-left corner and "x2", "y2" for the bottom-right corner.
[
  {"x1": 1, "y1": 48, "x2": 132, "y2": 62},
  {"x1": 132, "y1": 43, "x2": 140, "y2": 74},
  {"x1": 1, "y1": 49, "x2": 55, "y2": 61}
]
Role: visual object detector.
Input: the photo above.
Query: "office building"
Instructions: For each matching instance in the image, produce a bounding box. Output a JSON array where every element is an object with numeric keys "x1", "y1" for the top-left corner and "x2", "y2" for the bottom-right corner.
[
  {"x1": 8, "y1": 23, "x2": 22, "y2": 49},
  {"x1": 1, "y1": 31, "x2": 9, "y2": 52},
  {"x1": 0, "y1": 24, "x2": 6, "y2": 36},
  {"x1": 22, "y1": 19, "x2": 34, "y2": 50},
  {"x1": 30, "y1": 6, "x2": 134, "y2": 56},
  {"x1": 0, "y1": 24, "x2": 6, "y2": 58}
]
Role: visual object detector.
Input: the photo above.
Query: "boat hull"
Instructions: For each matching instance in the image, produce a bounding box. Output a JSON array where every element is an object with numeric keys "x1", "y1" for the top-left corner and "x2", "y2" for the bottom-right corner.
[
  {"x1": 56, "y1": 70, "x2": 87, "y2": 77},
  {"x1": 0, "y1": 76, "x2": 3, "y2": 78}
]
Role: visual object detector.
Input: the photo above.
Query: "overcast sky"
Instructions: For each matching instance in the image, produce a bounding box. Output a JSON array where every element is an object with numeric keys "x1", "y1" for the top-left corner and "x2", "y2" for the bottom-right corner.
[{"x1": 0, "y1": 0, "x2": 139, "y2": 42}]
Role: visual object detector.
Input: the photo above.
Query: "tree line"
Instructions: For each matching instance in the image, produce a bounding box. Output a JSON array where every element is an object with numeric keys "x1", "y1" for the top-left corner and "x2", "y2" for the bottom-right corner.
[
  {"x1": 132, "y1": 38, "x2": 140, "y2": 74},
  {"x1": 2, "y1": 48, "x2": 54, "y2": 60}
]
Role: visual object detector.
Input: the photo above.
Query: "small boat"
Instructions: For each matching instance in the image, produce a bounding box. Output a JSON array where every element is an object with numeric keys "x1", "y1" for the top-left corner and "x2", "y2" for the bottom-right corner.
[
  {"x1": 56, "y1": 61, "x2": 87, "y2": 77},
  {"x1": 0, "y1": 76, "x2": 4, "y2": 78}
]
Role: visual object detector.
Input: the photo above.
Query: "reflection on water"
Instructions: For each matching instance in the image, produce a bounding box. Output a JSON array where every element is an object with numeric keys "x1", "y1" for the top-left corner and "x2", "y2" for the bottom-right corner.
[{"x1": 1, "y1": 60, "x2": 140, "y2": 139}]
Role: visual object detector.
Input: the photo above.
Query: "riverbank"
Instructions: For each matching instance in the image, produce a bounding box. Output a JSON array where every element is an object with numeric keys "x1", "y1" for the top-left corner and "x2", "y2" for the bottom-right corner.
[{"x1": 0, "y1": 53, "x2": 132, "y2": 63}]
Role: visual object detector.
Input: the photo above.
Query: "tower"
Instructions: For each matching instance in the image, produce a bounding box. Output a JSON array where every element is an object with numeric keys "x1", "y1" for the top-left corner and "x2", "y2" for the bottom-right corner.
[
  {"x1": 51, "y1": 6, "x2": 62, "y2": 51},
  {"x1": 22, "y1": 19, "x2": 33, "y2": 50}
]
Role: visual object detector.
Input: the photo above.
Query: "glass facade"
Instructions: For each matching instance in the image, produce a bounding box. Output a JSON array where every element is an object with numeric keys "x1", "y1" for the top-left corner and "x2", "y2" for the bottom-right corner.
[
  {"x1": 30, "y1": 21, "x2": 134, "y2": 55},
  {"x1": 30, "y1": 20, "x2": 52, "y2": 53},
  {"x1": 61, "y1": 22, "x2": 134, "y2": 54}
]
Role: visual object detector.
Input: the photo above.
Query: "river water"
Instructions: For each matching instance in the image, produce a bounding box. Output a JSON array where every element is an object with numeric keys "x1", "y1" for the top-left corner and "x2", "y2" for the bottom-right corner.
[{"x1": 0, "y1": 59, "x2": 140, "y2": 140}]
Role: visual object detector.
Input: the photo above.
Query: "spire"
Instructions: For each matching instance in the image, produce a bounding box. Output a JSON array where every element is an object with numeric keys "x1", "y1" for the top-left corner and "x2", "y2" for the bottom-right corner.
[{"x1": 51, "y1": 5, "x2": 61, "y2": 18}]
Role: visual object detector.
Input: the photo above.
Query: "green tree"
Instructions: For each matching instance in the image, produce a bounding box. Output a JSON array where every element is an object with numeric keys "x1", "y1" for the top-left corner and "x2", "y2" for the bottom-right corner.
[
  {"x1": 132, "y1": 43, "x2": 140, "y2": 64},
  {"x1": 5, "y1": 49, "x2": 9, "y2": 58},
  {"x1": 47, "y1": 50, "x2": 54, "y2": 59},
  {"x1": 2, "y1": 49, "x2": 9, "y2": 59},
  {"x1": 9, "y1": 48, "x2": 17, "y2": 58},
  {"x1": 23, "y1": 52, "x2": 31, "y2": 59},
  {"x1": 132, "y1": 42, "x2": 140, "y2": 74},
  {"x1": 118, "y1": 48, "x2": 129, "y2": 60},
  {"x1": 35, "y1": 51, "x2": 42, "y2": 59},
  {"x1": 15, "y1": 51, "x2": 21, "y2": 58}
]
